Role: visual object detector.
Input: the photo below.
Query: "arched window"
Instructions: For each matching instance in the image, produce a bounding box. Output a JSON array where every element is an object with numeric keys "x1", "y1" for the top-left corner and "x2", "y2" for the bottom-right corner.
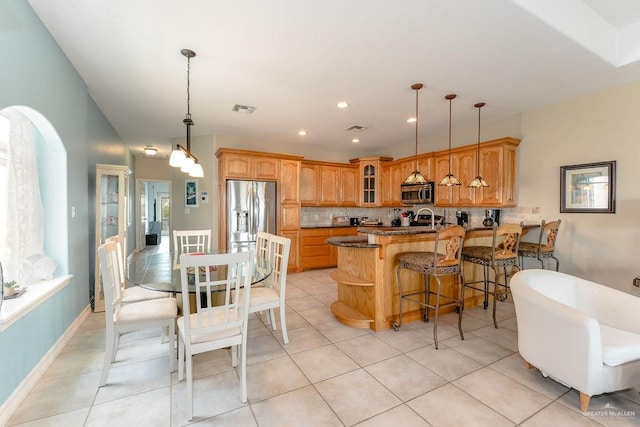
[{"x1": 0, "y1": 106, "x2": 68, "y2": 283}]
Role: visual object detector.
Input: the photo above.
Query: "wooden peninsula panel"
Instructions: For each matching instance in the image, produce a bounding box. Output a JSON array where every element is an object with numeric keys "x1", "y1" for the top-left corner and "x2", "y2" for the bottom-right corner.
[{"x1": 327, "y1": 229, "x2": 466, "y2": 331}]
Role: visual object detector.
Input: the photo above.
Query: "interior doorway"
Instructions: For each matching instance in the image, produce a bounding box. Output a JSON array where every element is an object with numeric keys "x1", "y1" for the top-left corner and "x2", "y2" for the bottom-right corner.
[{"x1": 136, "y1": 179, "x2": 171, "y2": 253}]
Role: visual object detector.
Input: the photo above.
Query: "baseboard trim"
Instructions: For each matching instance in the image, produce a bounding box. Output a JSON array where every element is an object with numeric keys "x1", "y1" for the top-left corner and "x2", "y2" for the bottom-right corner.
[{"x1": 0, "y1": 305, "x2": 91, "y2": 426}]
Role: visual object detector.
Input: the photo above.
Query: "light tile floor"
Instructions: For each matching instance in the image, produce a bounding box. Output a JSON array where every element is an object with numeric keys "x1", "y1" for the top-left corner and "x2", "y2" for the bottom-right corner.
[{"x1": 7, "y1": 242, "x2": 640, "y2": 426}]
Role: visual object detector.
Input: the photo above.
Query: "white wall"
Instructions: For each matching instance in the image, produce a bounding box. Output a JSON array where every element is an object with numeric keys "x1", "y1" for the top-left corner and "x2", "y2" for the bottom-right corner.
[{"x1": 518, "y1": 81, "x2": 640, "y2": 290}]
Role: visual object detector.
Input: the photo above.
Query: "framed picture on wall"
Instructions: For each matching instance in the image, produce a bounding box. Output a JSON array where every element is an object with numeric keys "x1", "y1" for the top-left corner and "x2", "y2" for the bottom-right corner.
[
  {"x1": 560, "y1": 161, "x2": 616, "y2": 213},
  {"x1": 185, "y1": 179, "x2": 198, "y2": 208}
]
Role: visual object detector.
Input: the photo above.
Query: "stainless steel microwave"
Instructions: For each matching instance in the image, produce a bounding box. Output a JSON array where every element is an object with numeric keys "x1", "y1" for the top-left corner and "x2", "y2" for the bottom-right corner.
[{"x1": 401, "y1": 182, "x2": 434, "y2": 205}]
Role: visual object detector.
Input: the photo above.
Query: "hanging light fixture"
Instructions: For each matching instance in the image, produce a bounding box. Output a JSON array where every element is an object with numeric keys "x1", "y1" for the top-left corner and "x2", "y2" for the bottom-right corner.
[
  {"x1": 468, "y1": 102, "x2": 489, "y2": 188},
  {"x1": 403, "y1": 83, "x2": 428, "y2": 185},
  {"x1": 169, "y1": 48, "x2": 204, "y2": 178},
  {"x1": 438, "y1": 94, "x2": 461, "y2": 186}
]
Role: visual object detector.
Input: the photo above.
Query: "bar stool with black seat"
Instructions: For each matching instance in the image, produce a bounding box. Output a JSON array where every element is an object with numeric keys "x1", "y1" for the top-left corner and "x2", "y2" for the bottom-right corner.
[
  {"x1": 461, "y1": 222, "x2": 523, "y2": 329},
  {"x1": 518, "y1": 219, "x2": 561, "y2": 271},
  {"x1": 393, "y1": 225, "x2": 466, "y2": 349}
]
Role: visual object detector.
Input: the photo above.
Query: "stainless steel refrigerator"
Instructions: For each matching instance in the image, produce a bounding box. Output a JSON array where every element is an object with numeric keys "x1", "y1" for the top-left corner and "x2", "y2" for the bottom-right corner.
[{"x1": 226, "y1": 180, "x2": 277, "y2": 252}]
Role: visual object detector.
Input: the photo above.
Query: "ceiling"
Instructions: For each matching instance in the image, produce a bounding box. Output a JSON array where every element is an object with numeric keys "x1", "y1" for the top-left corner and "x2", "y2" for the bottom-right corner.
[{"x1": 27, "y1": 0, "x2": 640, "y2": 158}]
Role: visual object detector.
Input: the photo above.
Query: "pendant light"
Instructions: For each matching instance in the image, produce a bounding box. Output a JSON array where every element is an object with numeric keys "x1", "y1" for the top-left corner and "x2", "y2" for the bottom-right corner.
[
  {"x1": 438, "y1": 94, "x2": 461, "y2": 186},
  {"x1": 403, "y1": 83, "x2": 427, "y2": 185},
  {"x1": 169, "y1": 48, "x2": 204, "y2": 178},
  {"x1": 468, "y1": 102, "x2": 489, "y2": 188}
]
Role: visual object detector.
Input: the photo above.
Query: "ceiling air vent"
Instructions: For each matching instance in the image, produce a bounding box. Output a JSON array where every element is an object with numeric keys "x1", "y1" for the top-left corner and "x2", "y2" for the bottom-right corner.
[
  {"x1": 231, "y1": 104, "x2": 257, "y2": 114},
  {"x1": 346, "y1": 125, "x2": 368, "y2": 132}
]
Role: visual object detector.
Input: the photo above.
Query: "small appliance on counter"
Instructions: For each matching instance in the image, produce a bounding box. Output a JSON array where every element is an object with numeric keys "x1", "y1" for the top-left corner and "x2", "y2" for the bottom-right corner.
[
  {"x1": 482, "y1": 209, "x2": 501, "y2": 227},
  {"x1": 350, "y1": 217, "x2": 360, "y2": 226},
  {"x1": 456, "y1": 211, "x2": 469, "y2": 227}
]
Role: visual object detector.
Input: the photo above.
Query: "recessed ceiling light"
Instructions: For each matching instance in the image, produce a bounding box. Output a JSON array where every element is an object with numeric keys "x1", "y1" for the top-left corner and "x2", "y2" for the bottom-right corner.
[
  {"x1": 337, "y1": 101, "x2": 349, "y2": 109},
  {"x1": 407, "y1": 117, "x2": 417, "y2": 123},
  {"x1": 298, "y1": 130, "x2": 308, "y2": 136},
  {"x1": 143, "y1": 146, "x2": 158, "y2": 156},
  {"x1": 352, "y1": 138, "x2": 360, "y2": 143}
]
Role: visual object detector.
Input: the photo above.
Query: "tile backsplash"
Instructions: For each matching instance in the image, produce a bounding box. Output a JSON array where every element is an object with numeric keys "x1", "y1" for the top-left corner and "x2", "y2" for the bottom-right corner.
[{"x1": 301, "y1": 205, "x2": 547, "y2": 228}]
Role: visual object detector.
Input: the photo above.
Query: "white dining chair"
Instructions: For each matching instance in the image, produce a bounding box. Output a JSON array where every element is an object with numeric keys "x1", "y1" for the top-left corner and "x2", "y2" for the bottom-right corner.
[
  {"x1": 256, "y1": 231, "x2": 272, "y2": 261},
  {"x1": 241, "y1": 234, "x2": 291, "y2": 344},
  {"x1": 97, "y1": 241, "x2": 177, "y2": 387},
  {"x1": 105, "y1": 235, "x2": 168, "y2": 303},
  {"x1": 176, "y1": 250, "x2": 253, "y2": 421},
  {"x1": 172, "y1": 229, "x2": 212, "y2": 269}
]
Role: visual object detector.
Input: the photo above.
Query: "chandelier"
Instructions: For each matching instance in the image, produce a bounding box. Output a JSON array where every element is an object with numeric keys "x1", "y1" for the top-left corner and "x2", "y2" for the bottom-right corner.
[{"x1": 169, "y1": 48, "x2": 204, "y2": 178}]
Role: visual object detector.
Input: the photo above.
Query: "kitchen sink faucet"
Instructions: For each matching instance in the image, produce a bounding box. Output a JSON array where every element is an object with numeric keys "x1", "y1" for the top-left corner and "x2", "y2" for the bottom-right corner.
[{"x1": 415, "y1": 207, "x2": 435, "y2": 230}]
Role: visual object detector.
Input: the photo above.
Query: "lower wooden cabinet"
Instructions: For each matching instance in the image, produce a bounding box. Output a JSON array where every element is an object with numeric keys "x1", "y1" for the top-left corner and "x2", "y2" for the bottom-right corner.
[{"x1": 301, "y1": 227, "x2": 358, "y2": 269}]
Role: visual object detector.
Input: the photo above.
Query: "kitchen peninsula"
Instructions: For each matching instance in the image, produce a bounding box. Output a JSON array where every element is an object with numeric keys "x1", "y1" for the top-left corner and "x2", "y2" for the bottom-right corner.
[{"x1": 327, "y1": 226, "x2": 477, "y2": 331}]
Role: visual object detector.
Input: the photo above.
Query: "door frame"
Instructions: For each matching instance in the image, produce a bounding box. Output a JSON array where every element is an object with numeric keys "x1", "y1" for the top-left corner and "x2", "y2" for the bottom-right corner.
[{"x1": 135, "y1": 178, "x2": 172, "y2": 252}]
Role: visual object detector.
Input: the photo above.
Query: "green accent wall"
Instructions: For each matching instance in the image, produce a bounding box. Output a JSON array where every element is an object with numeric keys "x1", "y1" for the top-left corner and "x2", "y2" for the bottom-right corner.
[{"x1": 0, "y1": 0, "x2": 132, "y2": 405}]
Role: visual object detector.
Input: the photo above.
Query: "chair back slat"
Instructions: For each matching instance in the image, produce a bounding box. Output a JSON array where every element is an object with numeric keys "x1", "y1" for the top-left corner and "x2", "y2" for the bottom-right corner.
[
  {"x1": 267, "y1": 234, "x2": 291, "y2": 292},
  {"x1": 173, "y1": 229, "x2": 212, "y2": 269},
  {"x1": 179, "y1": 251, "x2": 253, "y2": 338},
  {"x1": 97, "y1": 241, "x2": 123, "y2": 317}
]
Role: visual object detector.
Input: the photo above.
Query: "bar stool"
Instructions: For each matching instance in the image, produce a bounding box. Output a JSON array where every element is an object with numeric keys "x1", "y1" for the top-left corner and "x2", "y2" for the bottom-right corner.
[
  {"x1": 461, "y1": 222, "x2": 523, "y2": 328},
  {"x1": 518, "y1": 219, "x2": 561, "y2": 271},
  {"x1": 393, "y1": 225, "x2": 465, "y2": 349}
]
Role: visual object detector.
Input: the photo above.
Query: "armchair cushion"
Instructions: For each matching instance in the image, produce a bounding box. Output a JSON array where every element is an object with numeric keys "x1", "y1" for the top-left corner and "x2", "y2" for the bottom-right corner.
[{"x1": 600, "y1": 324, "x2": 640, "y2": 367}]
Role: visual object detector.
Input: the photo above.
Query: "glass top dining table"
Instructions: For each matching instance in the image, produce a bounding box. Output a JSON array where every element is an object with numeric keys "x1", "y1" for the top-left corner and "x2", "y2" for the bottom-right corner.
[{"x1": 127, "y1": 250, "x2": 271, "y2": 294}]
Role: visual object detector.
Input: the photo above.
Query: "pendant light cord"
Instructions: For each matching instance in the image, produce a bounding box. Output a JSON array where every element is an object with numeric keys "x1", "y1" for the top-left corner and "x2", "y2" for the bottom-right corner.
[{"x1": 414, "y1": 86, "x2": 419, "y2": 170}]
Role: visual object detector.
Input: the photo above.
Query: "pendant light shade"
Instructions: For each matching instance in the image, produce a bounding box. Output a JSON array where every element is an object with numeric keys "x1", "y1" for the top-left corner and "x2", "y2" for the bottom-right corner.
[
  {"x1": 439, "y1": 94, "x2": 461, "y2": 186},
  {"x1": 403, "y1": 83, "x2": 427, "y2": 185},
  {"x1": 169, "y1": 48, "x2": 203, "y2": 177},
  {"x1": 468, "y1": 102, "x2": 490, "y2": 188}
]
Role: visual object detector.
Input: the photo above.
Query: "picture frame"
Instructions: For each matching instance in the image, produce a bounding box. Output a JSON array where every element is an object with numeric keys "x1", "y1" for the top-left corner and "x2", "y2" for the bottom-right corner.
[
  {"x1": 560, "y1": 161, "x2": 616, "y2": 213},
  {"x1": 185, "y1": 179, "x2": 198, "y2": 208}
]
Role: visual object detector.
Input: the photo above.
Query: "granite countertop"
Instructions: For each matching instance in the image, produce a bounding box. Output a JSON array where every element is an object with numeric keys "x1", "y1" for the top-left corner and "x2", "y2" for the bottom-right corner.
[
  {"x1": 326, "y1": 236, "x2": 379, "y2": 248},
  {"x1": 301, "y1": 224, "x2": 358, "y2": 229},
  {"x1": 356, "y1": 225, "x2": 437, "y2": 236}
]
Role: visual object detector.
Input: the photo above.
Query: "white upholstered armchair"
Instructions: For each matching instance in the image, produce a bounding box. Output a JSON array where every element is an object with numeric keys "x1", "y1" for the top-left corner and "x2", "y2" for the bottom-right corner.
[{"x1": 510, "y1": 269, "x2": 640, "y2": 411}]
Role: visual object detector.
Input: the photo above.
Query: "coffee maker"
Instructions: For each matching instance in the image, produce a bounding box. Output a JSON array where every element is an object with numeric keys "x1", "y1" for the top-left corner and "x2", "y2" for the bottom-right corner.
[
  {"x1": 456, "y1": 211, "x2": 469, "y2": 227},
  {"x1": 482, "y1": 209, "x2": 501, "y2": 227}
]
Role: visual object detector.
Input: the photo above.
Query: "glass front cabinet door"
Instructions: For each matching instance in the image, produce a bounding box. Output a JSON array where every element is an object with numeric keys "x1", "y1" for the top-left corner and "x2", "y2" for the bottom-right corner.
[{"x1": 94, "y1": 164, "x2": 131, "y2": 312}]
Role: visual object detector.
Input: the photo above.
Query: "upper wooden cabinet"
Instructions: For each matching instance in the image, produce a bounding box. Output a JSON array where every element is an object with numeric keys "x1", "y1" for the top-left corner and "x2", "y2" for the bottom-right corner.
[
  {"x1": 216, "y1": 149, "x2": 285, "y2": 181},
  {"x1": 474, "y1": 142, "x2": 518, "y2": 206},
  {"x1": 433, "y1": 137, "x2": 519, "y2": 207},
  {"x1": 318, "y1": 165, "x2": 340, "y2": 205},
  {"x1": 300, "y1": 163, "x2": 318, "y2": 205},
  {"x1": 301, "y1": 161, "x2": 359, "y2": 206},
  {"x1": 280, "y1": 159, "x2": 300, "y2": 204},
  {"x1": 339, "y1": 166, "x2": 358, "y2": 206},
  {"x1": 351, "y1": 157, "x2": 393, "y2": 207}
]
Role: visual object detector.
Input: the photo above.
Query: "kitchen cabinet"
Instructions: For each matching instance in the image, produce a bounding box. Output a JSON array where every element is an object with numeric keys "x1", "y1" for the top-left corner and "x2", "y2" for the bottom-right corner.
[
  {"x1": 301, "y1": 161, "x2": 359, "y2": 206},
  {"x1": 351, "y1": 157, "x2": 393, "y2": 207},
  {"x1": 435, "y1": 148, "x2": 476, "y2": 206},
  {"x1": 301, "y1": 227, "x2": 358, "y2": 269},
  {"x1": 280, "y1": 230, "x2": 299, "y2": 271},
  {"x1": 434, "y1": 138, "x2": 519, "y2": 207},
  {"x1": 474, "y1": 142, "x2": 518, "y2": 206},
  {"x1": 339, "y1": 166, "x2": 358, "y2": 206},
  {"x1": 300, "y1": 163, "x2": 317, "y2": 205},
  {"x1": 280, "y1": 159, "x2": 300, "y2": 204},
  {"x1": 254, "y1": 157, "x2": 279, "y2": 180},
  {"x1": 280, "y1": 203, "x2": 300, "y2": 231},
  {"x1": 94, "y1": 164, "x2": 131, "y2": 312},
  {"x1": 318, "y1": 165, "x2": 340, "y2": 205},
  {"x1": 216, "y1": 149, "x2": 279, "y2": 180}
]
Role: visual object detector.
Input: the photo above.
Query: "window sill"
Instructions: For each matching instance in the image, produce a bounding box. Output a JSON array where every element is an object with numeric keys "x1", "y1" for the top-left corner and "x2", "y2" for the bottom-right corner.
[{"x1": 0, "y1": 275, "x2": 74, "y2": 332}]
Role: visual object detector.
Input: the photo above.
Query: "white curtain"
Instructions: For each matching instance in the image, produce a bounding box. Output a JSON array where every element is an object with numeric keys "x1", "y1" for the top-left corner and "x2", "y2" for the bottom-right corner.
[{"x1": 0, "y1": 108, "x2": 44, "y2": 282}]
